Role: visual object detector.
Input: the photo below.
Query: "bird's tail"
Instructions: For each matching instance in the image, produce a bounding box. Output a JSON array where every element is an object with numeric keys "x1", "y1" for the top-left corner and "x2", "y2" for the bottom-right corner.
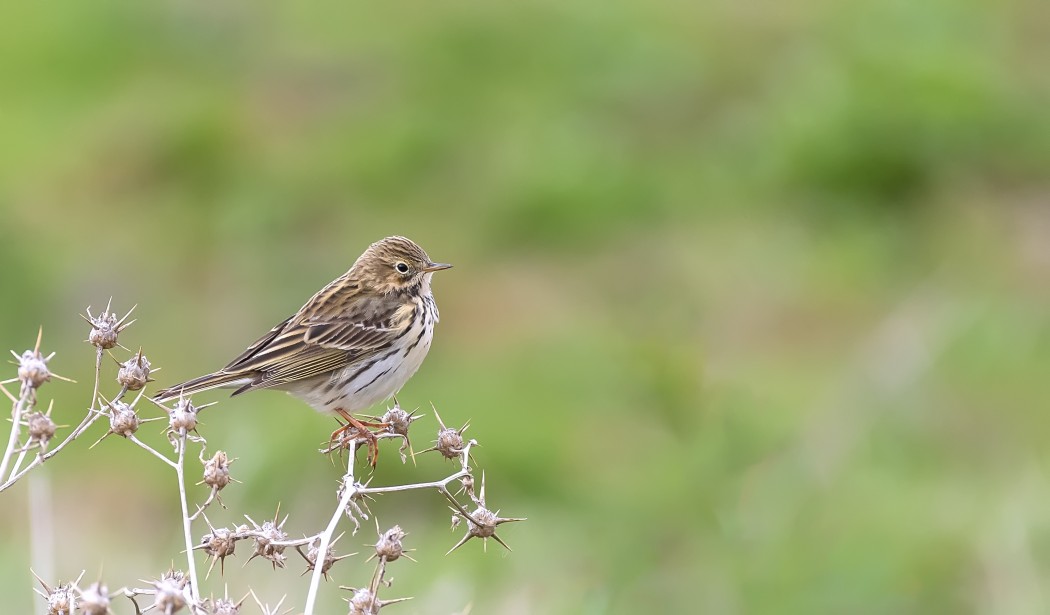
[{"x1": 153, "y1": 371, "x2": 248, "y2": 402}]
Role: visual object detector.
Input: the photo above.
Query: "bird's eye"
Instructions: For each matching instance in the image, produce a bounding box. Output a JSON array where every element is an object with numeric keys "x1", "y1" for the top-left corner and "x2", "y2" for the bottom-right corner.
[{"x1": 395, "y1": 262, "x2": 410, "y2": 274}]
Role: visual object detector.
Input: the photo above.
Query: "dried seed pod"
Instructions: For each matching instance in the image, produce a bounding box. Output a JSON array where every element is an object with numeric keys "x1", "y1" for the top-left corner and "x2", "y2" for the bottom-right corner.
[
  {"x1": 17, "y1": 349, "x2": 51, "y2": 389},
  {"x1": 199, "y1": 527, "x2": 238, "y2": 572},
  {"x1": 26, "y1": 411, "x2": 57, "y2": 446},
  {"x1": 304, "y1": 537, "x2": 337, "y2": 575},
  {"x1": 447, "y1": 474, "x2": 526, "y2": 554},
  {"x1": 83, "y1": 303, "x2": 135, "y2": 350},
  {"x1": 151, "y1": 569, "x2": 190, "y2": 613},
  {"x1": 434, "y1": 425, "x2": 465, "y2": 459},
  {"x1": 344, "y1": 587, "x2": 410, "y2": 614},
  {"x1": 78, "y1": 582, "x2": 110, "y2": 615},
  {"x1": 347, "y1": 588, "x2": 379, "y2": 615},
  {"x1": 169, "y1": 398, "x2": 199, "y2": 432},
  {"x1": 108, "y1": 401, "x2": 140, "y2": 438},
  {"x1": 208, "y1": 597, "x2": 241, "y2": 615},
  {"x1": 87, "y1": 315, "x2": 119, "y2": 349},
  {"x1": 422, "y1": 408, "x2": 469, "y2": 460},
  {"x1": 117, "y1": 351, "x2": 152, "y2": 390},
  {"x1": 44, "y1": 583, "x2": 76, "y2": 615},
  {"x1": 247, "y1": 515, "x2": 289, "y2": 569},
  {"x1": 373, "y1": 525, "x2": 407, "y2": 562},
  {"x1": 202, "y1": 451, "x2": 233, "y2": 491},
  {"x1": 381, "y1": 406, "x2": 414, "y2": 437}
]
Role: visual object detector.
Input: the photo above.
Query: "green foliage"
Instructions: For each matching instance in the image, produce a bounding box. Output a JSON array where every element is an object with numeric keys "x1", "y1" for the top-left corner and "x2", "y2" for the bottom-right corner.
[{"x1": 0, "y1": 0, "x2": 1048, "y2": 613}]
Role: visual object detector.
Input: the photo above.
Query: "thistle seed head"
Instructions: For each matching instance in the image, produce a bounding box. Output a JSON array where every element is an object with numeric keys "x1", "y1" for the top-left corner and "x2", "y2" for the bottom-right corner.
[
  {"x1": 345, "y1": 587, "x2": 410, "y2": 614},
  {"x1": 381, "y1": 406, "x2": 414, "y2": 438},
  {"x1": 108, "y1": 401, "x2": 140, "y2": 438},
  {"x1": 373, "y1": 525, "x2": 407, "y2": 562},
  {"x1": 77, "y1": 582, "x2": 110, "y2": 615},
  {"x1": 151, "y1": 569, "x2": 190, "y2": 613},
  {"x1": 202, "y1": 450, "x2": 233, "y2": 491},
  {"x1": 44, "y1": 582, "x2": 77, "y2": 615},
  {"x1": 84, "y1": 302, "x2": 135, "y2": 350},
  {"x1": 425, "y1": 408, "x2": 469, "y2": 460},
  {"x1": 447, "y1": 474, "x2": 526, "y2": 554},
  {"x1": 117, "y1": 351, "x2": 152, "y2": 390},
  {"x1": 207, "y1": 597, "x2": 241, "y2": 615},
  {"x1": 169, "y1": 398, "x2": 199, "y2": 432},
  {"x1": 17, "y1": 349, "x2": 51, "y2": 390},
  {"x1": 26, "y1": 411, "x2": 57, "y2": 446},
  {"x1": 465, "y1": 507, "x2": 500, "y2": 539},
  {"x1": 347, "y1": 588, "x2": 379, "y2": 615},
  {"x1": 435, "y1": 425, "x2": 465, "y2": 459},
  {"x1": 199, "y1": 527, "x2": 237, "y2": 564},
  {"x1": 304, "y1": 538, "x2": 336, "y2": 575},
  {"x1": 87, "y1": 313, "x2": 120, "y2": 349},
  {"x1": 249, "y1": 518, "x2": 288, "y2": 568}
]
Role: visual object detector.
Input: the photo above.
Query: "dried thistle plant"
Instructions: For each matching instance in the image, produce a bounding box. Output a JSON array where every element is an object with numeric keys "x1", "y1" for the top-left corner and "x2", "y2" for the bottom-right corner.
[{"x1": 3, "y1": 301, "x2": 523, "y2": 615}]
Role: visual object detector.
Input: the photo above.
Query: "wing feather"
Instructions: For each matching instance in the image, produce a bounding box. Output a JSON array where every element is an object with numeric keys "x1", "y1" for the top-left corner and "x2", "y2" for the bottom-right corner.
[
  {"x1": 223, "y1": 315, "x2": 295, "y2": 370},
  {"x1": 217, "y1": 293, "x2": 415, "y2": 393}
]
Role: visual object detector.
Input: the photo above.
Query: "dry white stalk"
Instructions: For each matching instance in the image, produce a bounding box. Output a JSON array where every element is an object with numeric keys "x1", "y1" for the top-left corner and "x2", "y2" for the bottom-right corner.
[{"x1": 6, "y1": 304, "x2": 522, "y2": 615}]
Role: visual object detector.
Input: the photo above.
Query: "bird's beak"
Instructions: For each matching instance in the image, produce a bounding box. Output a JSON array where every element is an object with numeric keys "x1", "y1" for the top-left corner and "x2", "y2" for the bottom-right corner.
[{"x1": 423, "y1": 262, "x2": 453, "y2": 272}]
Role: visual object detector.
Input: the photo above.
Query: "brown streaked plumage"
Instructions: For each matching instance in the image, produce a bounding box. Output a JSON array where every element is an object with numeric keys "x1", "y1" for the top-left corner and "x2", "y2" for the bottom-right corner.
[{"x1": 155, "y1": 236, "x2": 451, "y2": 460}]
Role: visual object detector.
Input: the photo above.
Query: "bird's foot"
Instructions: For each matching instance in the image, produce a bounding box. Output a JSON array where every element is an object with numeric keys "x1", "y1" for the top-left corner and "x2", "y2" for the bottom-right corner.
[{"x1": 328, "y1": 410, "x2": 390, "y2": 467}]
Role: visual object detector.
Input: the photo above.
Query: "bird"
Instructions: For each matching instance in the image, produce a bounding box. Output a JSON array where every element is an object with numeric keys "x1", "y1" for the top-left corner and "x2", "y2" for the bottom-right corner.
[{"x1": 154, "y1": 236, "x2": 451, "y2": 465}]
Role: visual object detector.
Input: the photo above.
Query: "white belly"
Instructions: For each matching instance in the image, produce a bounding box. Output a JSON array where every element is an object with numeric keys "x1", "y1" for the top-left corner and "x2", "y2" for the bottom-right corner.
[{"x1": 288, "y1": 312, "x2": 435, "y2": 414}]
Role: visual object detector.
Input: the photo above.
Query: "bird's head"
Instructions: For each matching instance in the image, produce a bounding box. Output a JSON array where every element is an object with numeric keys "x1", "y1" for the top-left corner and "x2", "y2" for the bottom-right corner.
[{"x1": 354, "y1": 236, "x2": 452, "y2": 295}]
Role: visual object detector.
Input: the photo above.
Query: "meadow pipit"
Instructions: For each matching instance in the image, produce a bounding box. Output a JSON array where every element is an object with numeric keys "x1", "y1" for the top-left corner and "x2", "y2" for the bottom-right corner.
[{"x1": 154, "y1": 236, "x2": 451, "y2": 464}]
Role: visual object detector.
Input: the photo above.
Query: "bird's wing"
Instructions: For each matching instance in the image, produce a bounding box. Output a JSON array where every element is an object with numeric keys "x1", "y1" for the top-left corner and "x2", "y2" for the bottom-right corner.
[
  {"x1": 221, "y1": 295, "x2": 414, "y2": 393},
  {"x1": 223, "y1": 315, "x2": 295, "y2": 369}
]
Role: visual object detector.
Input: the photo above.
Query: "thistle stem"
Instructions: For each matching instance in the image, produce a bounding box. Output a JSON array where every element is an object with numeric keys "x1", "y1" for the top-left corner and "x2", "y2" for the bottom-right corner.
[{"x1": 304, "y1": 450, "x2": 357, "y2": 615}]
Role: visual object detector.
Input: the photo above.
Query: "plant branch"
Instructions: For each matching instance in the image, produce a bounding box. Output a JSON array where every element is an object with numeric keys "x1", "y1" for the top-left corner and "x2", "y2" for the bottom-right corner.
[
  {"x1": 0, "y1": 383, "x2": 31, "y2": 480},
  {"x1": 0, "y1": 346, "x2": 106, "y2": 493},
  {"x1": 173, "y1": 428, "x2": 202, "y2": 607},
  {"x1": 127, "y1": 435, "x2": 178, "y2": 470},
  {"x1": 304, "y1": 446, "x2": 358, "y2": 615}
]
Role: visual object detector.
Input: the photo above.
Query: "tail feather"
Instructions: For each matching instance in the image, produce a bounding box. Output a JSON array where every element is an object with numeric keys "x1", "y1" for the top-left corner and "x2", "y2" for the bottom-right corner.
[{"x1": 154, "y1": 371, "x2": 249, "y2": 402}]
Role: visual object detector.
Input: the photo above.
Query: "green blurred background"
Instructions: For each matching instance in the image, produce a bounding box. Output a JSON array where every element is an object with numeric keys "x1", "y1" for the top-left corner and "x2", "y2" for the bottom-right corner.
[{"x1": 1, "y1": 0, "x2": 1049, "y2": 613}]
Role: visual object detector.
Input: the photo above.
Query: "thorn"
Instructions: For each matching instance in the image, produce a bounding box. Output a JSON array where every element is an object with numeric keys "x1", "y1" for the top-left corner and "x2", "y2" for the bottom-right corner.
[
  {"x1": 445, "y1": 534, "x2": 471, "y2": 556},
  {"x1": 0, "y1": 383, "x2": 17, "y2": 404},
  {"x1": 491, "y1": 534, "x2": 513, "y2": 552},
  {"x1": 30, "y1": 569, "x2": 52, "y2": 594},
  {"x1": 117, "y1": 304, "x2": 138, "y2": 327}
]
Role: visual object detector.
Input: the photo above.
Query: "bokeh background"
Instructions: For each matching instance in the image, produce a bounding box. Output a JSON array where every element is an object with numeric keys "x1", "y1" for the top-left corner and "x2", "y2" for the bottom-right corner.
[{"x1": 1, "y1": 0, "x2": 1049, "y2": 613}]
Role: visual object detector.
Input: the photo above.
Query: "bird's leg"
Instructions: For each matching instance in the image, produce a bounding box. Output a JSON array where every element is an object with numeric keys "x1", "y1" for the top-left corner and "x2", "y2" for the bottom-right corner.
[
  {"x1": 329, "y1": 409, "x2": 386, "y2": 440},
  {"x1": 332, "y1": 409, "x2": 385, "y2": 467}
]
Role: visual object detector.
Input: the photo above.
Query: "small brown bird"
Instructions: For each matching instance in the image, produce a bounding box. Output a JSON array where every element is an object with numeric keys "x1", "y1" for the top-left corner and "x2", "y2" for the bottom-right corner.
[{"x1": 155, "y1": 236, "x2": 451, "y2": 462}]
